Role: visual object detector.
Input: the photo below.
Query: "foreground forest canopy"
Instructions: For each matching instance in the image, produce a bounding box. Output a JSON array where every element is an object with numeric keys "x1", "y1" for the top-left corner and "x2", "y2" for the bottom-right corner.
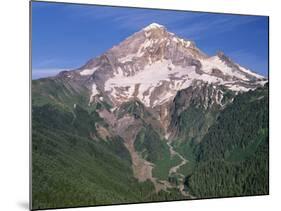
[{"x1": 32, "y1": 79, "x2": 268, "y2": 209}]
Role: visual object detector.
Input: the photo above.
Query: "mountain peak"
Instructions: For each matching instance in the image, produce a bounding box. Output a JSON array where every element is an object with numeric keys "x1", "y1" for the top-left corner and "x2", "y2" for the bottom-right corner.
[
  {"x1": 216, "y1": 51, "x2": 226, "y2": 58},
  {"x1": 215, "y1": 51, "x2": 235, "y2": 65},
  {"x1": 71, "y1": 22, "x2": 266, "y2": 108},
  {"x1": 143, "y1": 23, "x2": 165, "y2": 31}
]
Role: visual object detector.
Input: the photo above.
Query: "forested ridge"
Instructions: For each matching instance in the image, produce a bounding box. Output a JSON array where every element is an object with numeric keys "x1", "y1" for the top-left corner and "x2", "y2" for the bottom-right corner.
[
  {"x1": 32, "y1": 76, "x2": 269, "y2": 209},
  {"x1": 186, "y1": 84, "x2": 269, "y2": 198},
  {"x1": 32, "y1": 80, "x2": 185, "y2": 209}
]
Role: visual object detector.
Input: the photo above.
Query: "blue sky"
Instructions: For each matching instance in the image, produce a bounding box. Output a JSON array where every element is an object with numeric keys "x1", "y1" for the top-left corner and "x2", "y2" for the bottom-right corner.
[{"x1": 32, "y1": 1, "x2": 268, "y2": 79}]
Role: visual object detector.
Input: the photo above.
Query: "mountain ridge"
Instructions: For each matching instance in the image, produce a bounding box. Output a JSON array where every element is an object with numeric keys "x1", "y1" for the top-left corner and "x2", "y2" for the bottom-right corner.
[{"x1": 54, "y1": 23, "x2": 266, "y2": 111}]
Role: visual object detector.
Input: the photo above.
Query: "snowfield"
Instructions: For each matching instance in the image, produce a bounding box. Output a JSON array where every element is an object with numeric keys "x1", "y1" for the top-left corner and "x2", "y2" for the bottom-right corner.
[{"x1": 84, "y1": 22, "x2": 267, "y2": 107}]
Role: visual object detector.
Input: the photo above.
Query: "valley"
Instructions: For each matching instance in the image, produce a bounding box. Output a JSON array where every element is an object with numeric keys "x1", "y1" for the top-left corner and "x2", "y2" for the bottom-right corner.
[{"x1": 125, "y1": 134, "x2": 193, "y2": 196}]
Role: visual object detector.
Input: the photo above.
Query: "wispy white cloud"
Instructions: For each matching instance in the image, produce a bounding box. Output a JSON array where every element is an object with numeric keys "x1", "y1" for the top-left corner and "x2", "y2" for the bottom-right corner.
[
  {"x1": 65, "y1": 5, "x2": 261, "y2": 41},
  {"x1": 66, "y1": 5, "x2": 205, "y2": 32},
  {"x1": 32, "y1": 67, "x2": 69, "y2": 79},
  {"x1": 33, "y1": 58, "x2": 58, "y2": 68},
  {"x1": 174, "y1": 15, "x2": 261, "y2": 40}
]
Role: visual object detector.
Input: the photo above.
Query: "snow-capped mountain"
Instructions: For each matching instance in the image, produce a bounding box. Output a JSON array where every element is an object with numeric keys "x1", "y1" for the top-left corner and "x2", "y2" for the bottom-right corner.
[
  {"x1": 61, "y1": 23, "x2": 266, "y2": 109},
  {"x1": 32, "y1": 21, "x2": 269, "y2": 206}
]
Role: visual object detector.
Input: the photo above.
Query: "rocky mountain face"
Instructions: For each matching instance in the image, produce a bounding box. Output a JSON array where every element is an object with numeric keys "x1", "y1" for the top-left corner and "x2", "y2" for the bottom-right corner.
[{"x1": 57, "y1": 22, "x2": 266, "y2": 137}]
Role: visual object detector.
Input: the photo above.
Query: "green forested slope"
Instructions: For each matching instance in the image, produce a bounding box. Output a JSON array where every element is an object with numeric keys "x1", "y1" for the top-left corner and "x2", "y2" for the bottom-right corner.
[
  {"x1": 32, "y1": 77, "x2": 269, "y2": 209},
  {"x1": 31, "y1": 80, "x2": 178, "y2": 209},
  {"x1": 187, "y1": 85, "x2": 269, "y2": 198}
]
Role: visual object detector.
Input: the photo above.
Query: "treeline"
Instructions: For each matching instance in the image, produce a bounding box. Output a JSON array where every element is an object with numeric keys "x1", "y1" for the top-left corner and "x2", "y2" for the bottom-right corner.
[
  {"x1": 195, "y1": 85, "x2": 269, "y2": 162},
  {"x1": 187, "y1": 85, "x2": 269, "y2": 198}
]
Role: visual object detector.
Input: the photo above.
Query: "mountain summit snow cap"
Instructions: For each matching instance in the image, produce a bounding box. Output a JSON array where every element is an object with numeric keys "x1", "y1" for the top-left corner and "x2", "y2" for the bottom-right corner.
[
  {"x1": 71, "y1": 21, "x2": 266, "y2": 107},
  {"x1": 143, "y1": 23, "x2": 166, "y2": 31}
]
